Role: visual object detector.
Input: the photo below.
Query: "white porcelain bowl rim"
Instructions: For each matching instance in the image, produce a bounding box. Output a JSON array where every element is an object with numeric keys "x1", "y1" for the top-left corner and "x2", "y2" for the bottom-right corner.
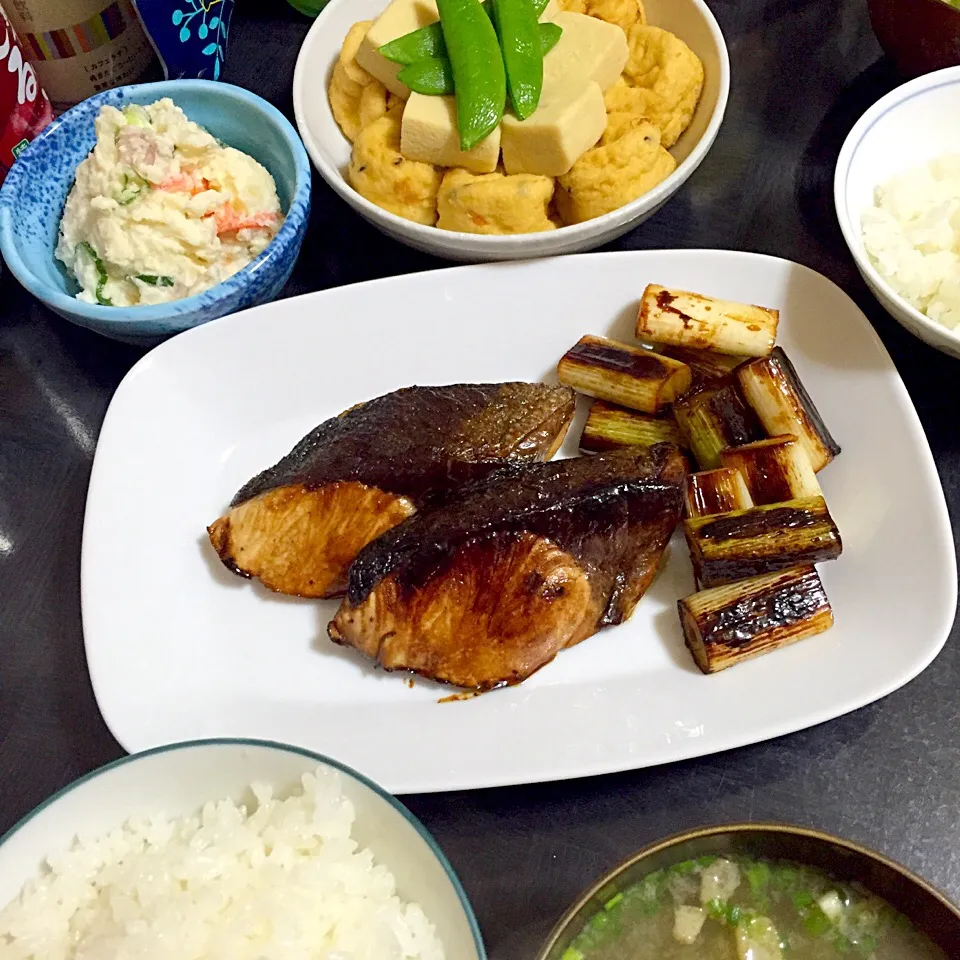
[
  {"x1": 834, "y1": 65, "x2": 960, "y2": 349},
  {"x1": 0, "y1": 736, "x2": 487, "y2": 958},
  {"x1": 292, "y1": 0, "x2": 730, "y2": 249}
]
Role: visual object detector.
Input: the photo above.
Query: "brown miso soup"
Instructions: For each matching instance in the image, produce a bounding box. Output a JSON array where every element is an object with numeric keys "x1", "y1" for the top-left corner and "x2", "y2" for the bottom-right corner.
[{"x1": 563, "y1": 855, "x2": 945, "y2": 959}]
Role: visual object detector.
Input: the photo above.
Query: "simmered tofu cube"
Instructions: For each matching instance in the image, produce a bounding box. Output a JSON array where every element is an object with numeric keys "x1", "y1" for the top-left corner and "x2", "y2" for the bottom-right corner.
[
  {"x1": 401, "y1": 94, "x2": 501, "y2": 173},
  {"x1": 544, "y1": 12, "x2": 629, "y2": 91},
  {"x1": 539, "y1": 0, "x2": 563, "y2": 19},
  {"x1": 501, "y1": 78, "x2": 606, "y2": 176},
  {"x1": 355, "y1": 0, "x2": 440, "y2": 98}
]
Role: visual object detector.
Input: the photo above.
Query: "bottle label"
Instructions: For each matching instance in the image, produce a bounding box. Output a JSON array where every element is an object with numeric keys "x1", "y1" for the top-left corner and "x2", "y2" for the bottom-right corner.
[
  {"x1": 19, "y1": 0, "x2": 138, "y2": 61},
  {"x1": 0, "y1": 9, "x2": 53, "y2": 175}
]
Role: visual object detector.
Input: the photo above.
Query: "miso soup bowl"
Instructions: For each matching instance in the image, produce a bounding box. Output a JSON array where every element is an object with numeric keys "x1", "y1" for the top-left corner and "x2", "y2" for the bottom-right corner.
[{"x1": 536, "y1": 823, "x2": 960, "y2": 959}]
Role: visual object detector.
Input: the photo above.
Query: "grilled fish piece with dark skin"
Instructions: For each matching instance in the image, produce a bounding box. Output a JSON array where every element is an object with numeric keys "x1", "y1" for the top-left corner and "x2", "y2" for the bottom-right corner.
[
  {"x1": 207, "y1": 383, "x2": 575, "y2": 599},
  {"x1": 328, "y1": 444, "x2": 687, "y2": 690}
]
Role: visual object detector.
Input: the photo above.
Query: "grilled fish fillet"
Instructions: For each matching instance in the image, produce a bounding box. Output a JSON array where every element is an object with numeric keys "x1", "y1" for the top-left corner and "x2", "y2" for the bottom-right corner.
[
  {"x1": 207, "y1": 383, "x2": 575, "y2": 598},
  {"x1": 328, "y1": 444, "x2": 687, "y2": 689}
]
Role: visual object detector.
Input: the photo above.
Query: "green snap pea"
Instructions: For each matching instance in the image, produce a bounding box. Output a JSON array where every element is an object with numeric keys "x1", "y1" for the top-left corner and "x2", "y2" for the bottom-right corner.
[
  {"x1": 538, "y1": 22, "x2": 562, "y2": 55},
  {"x1": 492, "y1": 0, "x2": 542, "y2": 119},
  {"x1": 397, "y1": 56, "x2": 455, "y2": 95},
  {"x1": 380, "y1": 0, "x2": 550, "y2": 65},
  {"x1": 437, "y1": 0, "x2": 506, "y2": 150},
  {"x1": 397, "y1": 24, "x2": 560, "y2": 96},
  {"x1": 380, "y1": 21, "x2": 446, "y2": 65}
]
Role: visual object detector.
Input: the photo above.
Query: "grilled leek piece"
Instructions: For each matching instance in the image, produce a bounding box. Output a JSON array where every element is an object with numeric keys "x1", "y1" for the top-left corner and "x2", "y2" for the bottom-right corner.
[
  {"x1": 579, "y1": 400, "x2": 684, "y2": 453},
  {"x1": 684, "y1": 495, "x2": 842, "y2": 587},
  {"x1": 737, "y1": 348, "x2": 840, "y2": 473},
  {"x1": 557, "y1": 335, "x2": 692, "y2": 414},
  {"x1": 685, "y1": 468, "x2": 754, "y2": 518},
  {"x1": 657, "y1": 345, "x2": 742, "y2": 386},
  {"x1": 719, "y1": 435, "x2": 821, "y2": 506},
  {"x1": 679, "y1": 566, "x2": 834, "y2": 674},
  {"x1": 636, "y1": 284, "x2": 779, "y2": 357},
  {"x1": 672, "y1": 379, "x2": 763, "y2": 469}
]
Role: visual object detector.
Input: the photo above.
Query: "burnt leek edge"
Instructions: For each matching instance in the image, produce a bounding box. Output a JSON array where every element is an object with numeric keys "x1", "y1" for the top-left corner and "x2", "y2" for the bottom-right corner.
[
  {"x1": 672, "y1": 379, "x2": 762, "y2": 470},
  {"x1": 685, "y1": 467, "x2": 754, "y2": 518},
  {"x1": 683, "y1": 495, "x2": 842, "y2": 588},
  {"x1": 579, "y1": 400, "x2": 685, "y2": 453},
  {"x1": 557, "y1": 335, "x2": 692, "y2": 415},
  {"x1": 655, "y1": 344, "x2": 743, "y2": 386},
  {"x1": 636, "y1": 284, "x2": 779, "y2": 358},
  {"x1": 737, "y1": 347, "x2": 840, "y2": 473},
  {"x1": 679, "y1": 565, "x2": 834, "y2": 674},
  {"x1": 719, "y1": 434, "x2": 822, "y2": 506}
]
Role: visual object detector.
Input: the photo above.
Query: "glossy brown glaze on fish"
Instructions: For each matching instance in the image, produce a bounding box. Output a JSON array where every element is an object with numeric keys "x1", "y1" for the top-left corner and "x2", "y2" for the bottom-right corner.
[
  {"x1": 207, "y1": 383, "x2": 575, "y2": 598},
  {"x1": 328, "y1": 444, "x2": 688, "y2": 690}
]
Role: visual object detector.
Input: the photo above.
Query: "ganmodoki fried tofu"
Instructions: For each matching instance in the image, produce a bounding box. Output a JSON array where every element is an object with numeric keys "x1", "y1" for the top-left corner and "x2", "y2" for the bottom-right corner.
[
  {"x1": 501, "y1": 78, "x2": 606, "y2": 176},
  {"x1": 348, "y1": 109, "x2": 442, "y2": 225},
  {"x1": 543, "y1": 12, "x2": 629, "y2": 93},
  {"x1": 623, "y1": 24, "x2": 704, "y2": 147},
  {"x1": 401, "y1": 94, "x2": 501, "y2": 173},
  {"x1": 437, "y1": 168, "x2": 557, "y2": 234},
  {"x1": 355, "y1": 0, "x2": 440, "y2": 98},
  {"x1": 553, "y1": 0, "x2": 646, "y2": 33},
  {"x1": 555, "y1": 118, "x2": 676, "y2": 224}
]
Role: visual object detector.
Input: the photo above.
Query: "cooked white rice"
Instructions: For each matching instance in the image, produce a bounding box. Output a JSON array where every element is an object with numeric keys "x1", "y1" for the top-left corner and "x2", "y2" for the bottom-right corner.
[
  {"x1": 861, "y1": 153, "x2": 960, "y2": 332},
  {"x1": 0, "y1": 768, "x2": 445, "y2": 960}
]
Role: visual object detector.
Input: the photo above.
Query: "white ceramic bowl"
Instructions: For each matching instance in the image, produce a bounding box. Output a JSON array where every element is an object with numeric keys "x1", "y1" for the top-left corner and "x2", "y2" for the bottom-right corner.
[
  {"x1": 835, "y1": 66, "x2": 960, "y2": 358},
  {"x1": 292, "y1": 0, "x2": 729, "y2": 261},
  {"x1": 0, "y1": 739, "x2": 485, "y2": 960}
]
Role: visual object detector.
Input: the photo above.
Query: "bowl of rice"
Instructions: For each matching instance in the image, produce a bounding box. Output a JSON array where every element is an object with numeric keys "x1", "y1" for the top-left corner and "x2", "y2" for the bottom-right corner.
[
  {"x1": 0, "y1": 738, "x2": 485, "y2": 960},
  {"x1": 835, "y1": 65, "x2": 960, "y2": 358}
]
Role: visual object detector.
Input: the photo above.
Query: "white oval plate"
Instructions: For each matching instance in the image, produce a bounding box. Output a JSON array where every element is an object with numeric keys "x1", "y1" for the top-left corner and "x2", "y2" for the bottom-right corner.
[{"x1": 82, "y1": 250, "x2": 957, "y2": 794}]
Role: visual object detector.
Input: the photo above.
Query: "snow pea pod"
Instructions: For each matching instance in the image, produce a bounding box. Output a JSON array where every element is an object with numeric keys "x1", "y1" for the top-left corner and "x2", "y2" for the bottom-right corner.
[
  {"x1": 379, "y1": 20, "x2": 447, "y2": 64},
  {"x1": 380, "y1": 0, "x2": 550, "y2": 65},
  {"x1": 397, "y1": 56, "x2": 455, "y2": 95},
  {"x1": 493, "y1": 0, "x2": 542, "y2": 119},
  {"x1": 437, "y1": 0, "x2": 506, "y2": 150},
  {"x1": 398, "y1": 23, "x2": 560, "y2": 96}
]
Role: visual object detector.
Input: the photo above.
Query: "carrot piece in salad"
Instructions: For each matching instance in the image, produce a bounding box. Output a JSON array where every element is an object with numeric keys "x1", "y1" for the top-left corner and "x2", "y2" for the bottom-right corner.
[{"x1": 211, "y1": 204, "x2": 280, "y2": 234}]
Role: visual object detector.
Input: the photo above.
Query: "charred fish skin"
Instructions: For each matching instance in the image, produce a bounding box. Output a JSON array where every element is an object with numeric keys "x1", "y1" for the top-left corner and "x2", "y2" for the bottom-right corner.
[
  {"x1": 207, "y1": 383, "x2": 575, "y2": 599},
  {"x1": 230, "y1": 382, "x2": 576, "y2": 506},
  {"x1": 330, "y1": 445, "x2": 688, "y2": 690}
]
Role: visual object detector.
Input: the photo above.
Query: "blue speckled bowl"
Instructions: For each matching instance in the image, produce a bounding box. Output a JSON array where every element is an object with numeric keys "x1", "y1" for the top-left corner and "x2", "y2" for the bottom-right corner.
[{"x1": 0, "y1": 80, "x2": 311, "y2": 346}]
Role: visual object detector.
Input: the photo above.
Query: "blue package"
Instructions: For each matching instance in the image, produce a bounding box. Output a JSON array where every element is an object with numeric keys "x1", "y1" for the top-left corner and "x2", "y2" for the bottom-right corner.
[{"x1": 133, "y1": 0, "x2": 235, "y2": 80}]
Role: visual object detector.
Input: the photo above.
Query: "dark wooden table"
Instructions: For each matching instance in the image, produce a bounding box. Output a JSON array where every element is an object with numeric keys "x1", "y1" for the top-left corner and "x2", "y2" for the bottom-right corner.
[{"x1": 2, "y1": 1, "x2": 958, "y2": 956}]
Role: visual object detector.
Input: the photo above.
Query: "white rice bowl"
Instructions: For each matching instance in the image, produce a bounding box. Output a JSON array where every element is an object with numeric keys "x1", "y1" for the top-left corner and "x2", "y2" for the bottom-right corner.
[
  {"x1": 0, "y1": 768, "x2": 445, "y2": 960},
  {"x1": 861, "y1": 154, "x2": 960, "y2": 332}
]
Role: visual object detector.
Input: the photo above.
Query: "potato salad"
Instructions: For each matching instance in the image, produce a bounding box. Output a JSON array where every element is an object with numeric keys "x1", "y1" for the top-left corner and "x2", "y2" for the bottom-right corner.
[{"x1": 56, "y1": 98, "x2": 283, "y2": 307}]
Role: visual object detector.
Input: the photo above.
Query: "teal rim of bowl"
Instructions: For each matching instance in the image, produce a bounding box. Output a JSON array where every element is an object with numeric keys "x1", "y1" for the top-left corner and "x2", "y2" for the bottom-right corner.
[
  {"x1": 0, "y1": 736, "x2": 487, "y2": 958},
  {"x1": 0, "y1": 81, "x2": 311, "y2": 326}
]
